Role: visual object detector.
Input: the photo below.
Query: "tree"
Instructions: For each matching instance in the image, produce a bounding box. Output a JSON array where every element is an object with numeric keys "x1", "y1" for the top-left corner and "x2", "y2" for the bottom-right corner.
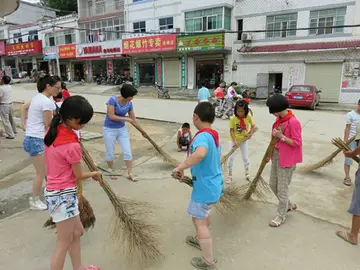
[{"x1": 40, "y1": 0, "x2": 78, "y2": 16}]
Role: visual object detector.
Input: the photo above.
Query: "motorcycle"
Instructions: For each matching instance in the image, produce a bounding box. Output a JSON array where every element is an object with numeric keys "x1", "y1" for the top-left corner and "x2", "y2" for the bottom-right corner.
[{"x1": 155, "y1": 83, "x2": 170, "y2": 99}]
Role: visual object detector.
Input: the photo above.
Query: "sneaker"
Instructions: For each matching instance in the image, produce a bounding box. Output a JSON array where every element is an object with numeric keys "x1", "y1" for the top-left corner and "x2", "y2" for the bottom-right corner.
[
  {"x1": 190, "y1": 257, "x2": 216, "y2": 269},
  {"x1": 29, "y1": 197, "x2": 47, "y2": 211}
]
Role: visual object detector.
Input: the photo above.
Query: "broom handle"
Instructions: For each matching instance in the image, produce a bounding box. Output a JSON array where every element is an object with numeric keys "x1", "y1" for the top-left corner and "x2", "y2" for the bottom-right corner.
[
  {"x1": 77, "y1": 180, "x2": 83, "y2": 198},
  {"x1": 254, "y1": 136, "x2": 278, "y2": 178}
]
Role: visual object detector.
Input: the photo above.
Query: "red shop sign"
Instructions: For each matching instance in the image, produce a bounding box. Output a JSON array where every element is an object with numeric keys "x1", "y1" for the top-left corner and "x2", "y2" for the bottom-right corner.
[
  {"x1": 82, "y1": 45, "x2": 121, "y2": 55},
  {"x1": 122, "y1": 34, "x2": 176, "y2": 54},
  {"x1": 6, "y1": 40, "x2": 42, "y2": 56}
]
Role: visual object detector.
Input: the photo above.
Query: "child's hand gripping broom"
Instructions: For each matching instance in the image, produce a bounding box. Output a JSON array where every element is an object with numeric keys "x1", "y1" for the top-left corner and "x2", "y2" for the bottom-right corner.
[
  {"x1": 331, "y1": 137, "x2": 360, "y2": 164},
  {"x1": 297, "y1": 137, "x2": 355, "y2": 173},
  {"x1": 80, "y1": 142, "x2": 161, "y2": 267},
  {"x1": 43, "y1": 178, "x2": 96, "y2": 230}
]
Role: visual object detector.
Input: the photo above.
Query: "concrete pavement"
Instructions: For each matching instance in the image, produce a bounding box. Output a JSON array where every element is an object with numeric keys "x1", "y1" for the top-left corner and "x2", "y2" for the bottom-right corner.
[{"x1": 2, "y1": 85, "x2": 360, "y2": 269}]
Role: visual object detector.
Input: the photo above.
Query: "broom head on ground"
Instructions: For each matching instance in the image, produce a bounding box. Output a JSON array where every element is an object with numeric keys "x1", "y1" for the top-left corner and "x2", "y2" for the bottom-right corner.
[{"x1": 81, "y1": 142, "x2": 161, "y2": 267}]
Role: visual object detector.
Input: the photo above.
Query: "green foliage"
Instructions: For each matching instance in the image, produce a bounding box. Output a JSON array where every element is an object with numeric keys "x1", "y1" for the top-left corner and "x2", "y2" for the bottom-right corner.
[{"x1": 40, "y1": 0, "x2": 78, "y2": 16}]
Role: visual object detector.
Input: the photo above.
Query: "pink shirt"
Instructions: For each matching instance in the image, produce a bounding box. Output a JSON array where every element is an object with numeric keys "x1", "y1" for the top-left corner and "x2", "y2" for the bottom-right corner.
[
  {"x1": 274, "y1": 117, "x2": 303, "y2": 168},
  {"x1": 45, "y1": 142, "x2": 82, "y2": 190}
]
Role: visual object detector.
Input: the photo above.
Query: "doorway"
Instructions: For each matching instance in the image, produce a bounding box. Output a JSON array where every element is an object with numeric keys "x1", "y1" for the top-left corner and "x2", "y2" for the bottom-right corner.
[
  {"x1": 268, "y1": 73, "x2": 283, "y2": 93},
  {"x1": 196, "y1": 59, "x2": 223, "y2": 89},
  {"x1": 139, "y1": 63, "x2": 155, "y2": 85},
  {"x1": 73, "y1": 63, "x2": 85, "y2": 81}
]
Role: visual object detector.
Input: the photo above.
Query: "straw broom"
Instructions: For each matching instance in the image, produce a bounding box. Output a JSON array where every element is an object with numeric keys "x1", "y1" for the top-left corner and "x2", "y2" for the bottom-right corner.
[
  {"x1": 80, "y1": 142, "x2": 161, "y2": 266},
  {"x1": 297, "y1": 137, "x2": 355, "y2": 173},
  {"x1": 43, "y1": 180, "x2": 96, "y2": 231}
]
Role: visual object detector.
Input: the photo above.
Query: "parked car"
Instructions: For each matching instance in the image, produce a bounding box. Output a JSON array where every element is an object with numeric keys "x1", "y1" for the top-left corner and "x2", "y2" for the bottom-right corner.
[{"x1": 285, "y1": 85, "x2": 321, "y2": 110}]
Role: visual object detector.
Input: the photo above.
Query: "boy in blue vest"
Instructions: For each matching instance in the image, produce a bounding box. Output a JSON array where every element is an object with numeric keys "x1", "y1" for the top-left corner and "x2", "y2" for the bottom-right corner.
[{"x1": 172, "y1": 102, "x2": 223, "y2": 269}]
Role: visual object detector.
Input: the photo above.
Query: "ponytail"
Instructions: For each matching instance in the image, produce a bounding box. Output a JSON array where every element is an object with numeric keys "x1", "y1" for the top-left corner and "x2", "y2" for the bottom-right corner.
[{"x1": 44, "y1": 114, "x2": 62, "y2": 146}]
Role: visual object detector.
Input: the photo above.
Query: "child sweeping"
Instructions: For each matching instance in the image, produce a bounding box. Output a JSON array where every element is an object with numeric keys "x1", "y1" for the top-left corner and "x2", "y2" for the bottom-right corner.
[
  {"x1": 227, "y1": 100, "x2": 257, "y2": 183},
  {"x1": 44, "y1": 96, "x2": 102, "y2": 270},
  {"x1": 266, "y1": 94, "x2": 302, "y2": 228},
  {"x1": 172, "y1": 102, "x2": 222, "y2": 269}
]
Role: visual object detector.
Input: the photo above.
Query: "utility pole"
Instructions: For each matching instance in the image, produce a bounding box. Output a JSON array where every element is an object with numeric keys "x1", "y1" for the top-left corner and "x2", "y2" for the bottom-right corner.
[{"x1": 53, "y1": 25, "x2": 61, "y2": 77}]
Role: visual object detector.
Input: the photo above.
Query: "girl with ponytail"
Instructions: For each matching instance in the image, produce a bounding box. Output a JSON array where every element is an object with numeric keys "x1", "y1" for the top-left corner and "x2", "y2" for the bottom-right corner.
[{"x1": 44, "y1": 95, "x2": 102, "y2": 270}]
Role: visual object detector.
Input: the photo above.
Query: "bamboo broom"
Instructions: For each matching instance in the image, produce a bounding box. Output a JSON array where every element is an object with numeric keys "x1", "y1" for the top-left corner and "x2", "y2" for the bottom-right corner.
[
  {"x1": 331, "y1": 137, "x2": 360, "y2": 163},
  {"x1": 297, "y1": 137, "x2": 355, "y2": 173},
  {"x1": 80, "y1": 142, "x2": 161, "y2": 266},
  {"x1": 242, "y1": 136, "x2": 278, "y2": 201},
  {"x1": 43, "y1": 179, "x2": 96, "y2": 230}
]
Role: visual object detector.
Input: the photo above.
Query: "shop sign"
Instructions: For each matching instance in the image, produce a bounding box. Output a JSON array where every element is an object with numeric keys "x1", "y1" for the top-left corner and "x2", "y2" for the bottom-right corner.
[
  {"x1": 6, "y1": 40, "x2": 42, "y2": 56},
  {"x1": 133, "y1": 63, "x2": 138, "y2": 88},
  {"x1": 76, "y1": 40, "x2": 122, "y2": 59},
  {"x1": 155, "y1": 57, "x2": 164, "y2": 86},
  {"x1": 0, "y1": 41, "x2": 5, "y2": 56},
  {"x1": 180, "y1": 55, "x2": 187, "y2": 89},
  {"x1": 177, "y1": 33, "x2": 224, "y2": 52},
  {"x1": 58, "y1": 44, "x2": 76, "y2": 59},
  {"x1": 43, "y1": 46, "x2": 57, "y2": 60},
  {"x1": 122, "y1": 34, "x2": 176, "y2": 54}
]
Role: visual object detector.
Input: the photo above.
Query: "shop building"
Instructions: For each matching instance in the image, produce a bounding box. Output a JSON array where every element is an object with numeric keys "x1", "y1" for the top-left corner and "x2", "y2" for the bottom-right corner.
[
  {"x1": 233, "y1": 0, "x2": 360, "y2": 103},
  {"x1": 122, "y1": 34, "x2": 178, "y2": 87}
]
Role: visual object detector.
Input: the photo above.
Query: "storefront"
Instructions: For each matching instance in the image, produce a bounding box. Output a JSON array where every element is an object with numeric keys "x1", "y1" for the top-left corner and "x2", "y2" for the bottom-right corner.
[
  {"x1": 58, "y1": 44, "x2": 76, "y2": 81},
  {"x1": 122, "y1": 34, "x2": 177, "y2": 87},
  {"x1": 177, "y1": 33, "x2": 225, "y2": 89},
  {"x1": 43, "y1": 46, "x2": 57, "y2": 75},
  {"x1": 76, "y1": 40, "x2": 128, "y2": 82},
  {"x1": 5, "y1": 40, "x2": 43, "y2": 78}
]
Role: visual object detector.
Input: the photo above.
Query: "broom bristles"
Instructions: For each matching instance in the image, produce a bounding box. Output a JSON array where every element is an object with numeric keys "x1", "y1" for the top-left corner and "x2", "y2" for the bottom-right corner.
[
  {"x1": 80, "y1": 142, "x2": 162, "y2": 267},
  {"x1": 331, "y1": 137, "x2": 360, "y2": 164},
  {"x1": 297, "y1": 136, "x2": 355, "y2": 173}
]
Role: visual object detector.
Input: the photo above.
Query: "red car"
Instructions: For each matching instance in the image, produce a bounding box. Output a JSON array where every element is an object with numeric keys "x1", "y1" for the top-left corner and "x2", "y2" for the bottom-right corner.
[{"x1": 285, "y1": 85, "x2": 321, "y2": 110}]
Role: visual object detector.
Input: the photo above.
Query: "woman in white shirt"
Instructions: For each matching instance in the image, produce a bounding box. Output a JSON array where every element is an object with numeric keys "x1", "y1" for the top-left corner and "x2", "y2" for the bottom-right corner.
[
  {"x1": 0, "y1": 75, "x2": 17, "y2": 139},
  {"x1": 223, "y1": 82, "x2": 242, "y2": 119},
  {"x1": 21, "y1": 75, "x2": 61, "y2": 211}
]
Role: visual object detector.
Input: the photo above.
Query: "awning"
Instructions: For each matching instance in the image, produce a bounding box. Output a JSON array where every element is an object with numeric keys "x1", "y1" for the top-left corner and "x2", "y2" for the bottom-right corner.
[
  {"x1": 237, "y1": 40, "x2": 360, "y2": 54},
  {"x1": 0, "y1": 0, "x2": 20, "y2": 17}
]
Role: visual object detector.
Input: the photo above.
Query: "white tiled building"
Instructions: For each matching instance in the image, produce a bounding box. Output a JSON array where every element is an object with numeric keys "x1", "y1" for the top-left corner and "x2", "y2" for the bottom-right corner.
[{"x1": 232, "y1": 0, "x2": 360, "y2": 103}]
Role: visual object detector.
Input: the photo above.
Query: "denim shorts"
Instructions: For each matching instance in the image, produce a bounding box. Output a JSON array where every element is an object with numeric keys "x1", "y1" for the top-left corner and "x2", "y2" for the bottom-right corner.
[
  {"x1": 348, "y1": 169, "x2": 360, "y2": 215},
  {"x1": 45, "y1": 187, "x2": 79, "y2": 223},
  {"x1": 345, "y1": 141, "x2": 359, "y2": 166},
  {"x1": 23, "y1": 136, "x2": 44, "y2": 157},
  {"x1": 187, "y1": 200, "x2": 214, "y2": 220}
]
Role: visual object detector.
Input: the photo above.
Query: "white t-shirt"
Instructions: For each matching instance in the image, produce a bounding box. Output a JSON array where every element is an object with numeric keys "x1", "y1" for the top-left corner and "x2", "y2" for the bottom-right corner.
[
  {"x1": 0, "y1": 85, "x2": 12, "y2": 104},
  {"x1": 26, "y1": 93, "x2": 56, "y2": 139},
  {"x1": 346, "y1": 110, "x2": 360, "y2": 139},
  {"x1": 226, "y1": 87, "x2": 242, "y2": 99}
]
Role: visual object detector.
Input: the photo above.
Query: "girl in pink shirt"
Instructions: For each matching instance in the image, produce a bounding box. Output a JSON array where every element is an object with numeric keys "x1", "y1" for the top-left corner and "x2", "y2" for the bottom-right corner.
[
  {"x1": 44, "y1": 96, "x2": 102, "y2": 270},
  {"x1": 266, "y1": 94, "x2": 302, "y2": 228}
]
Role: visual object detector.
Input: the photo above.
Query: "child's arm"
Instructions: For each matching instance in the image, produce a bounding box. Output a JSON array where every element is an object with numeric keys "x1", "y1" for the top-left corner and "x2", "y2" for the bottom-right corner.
[
  {"x1": 345, "y1": 144, "x2": 360, "y2": 158},
  {"x1": 173, "y1": 146, "x2": 208, "y2": 179},
  {"x1": 230, "y1": 128, "x2": 237, "y2": 144},
  {"x1": 273, "y1": 120, "x2": 301, "y2": 147},
  {"x1": 344, "y1": 124, "x2": 351, "y2": 142},
  {"x1": 189, "y1": 130, "x2": 193, "y2": 141},
  {"x1": 72, "y1": 163, "x2": 102, "y2": 182}
]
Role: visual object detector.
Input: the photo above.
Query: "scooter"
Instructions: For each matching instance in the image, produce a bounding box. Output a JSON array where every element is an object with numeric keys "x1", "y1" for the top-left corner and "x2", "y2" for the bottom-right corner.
[{"x1": 155, "y1": 83, "x2": 170, "y2": 99}]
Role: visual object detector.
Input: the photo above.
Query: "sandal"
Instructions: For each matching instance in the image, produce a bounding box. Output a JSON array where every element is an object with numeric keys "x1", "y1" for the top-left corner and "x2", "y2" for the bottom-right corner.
[
  {"x1": 186, "y1": 235, "x2": 202, "y2": 250},
  {"x1": 190, "y1": 257, "x2": 217, "y2": 269},
  {"x1": 336, "y1": 231, "x2": 357, "y2": 245},
  {"x1": 269, "y1": 216, "x2": 286, "y2": 227},
  {"x1": 128, "y1": 174, "x2": 138, "y2": 182},
  {"x1": 226, "y1": 176, "x2": 232, "y2": 184},
  {"x1": 108, "y1": 168, "x2": 118, "y2": 180},
  {"x1": 344, "y1": 178, "x2": 352, "y2": 186},
  {"x1": 287, "y1": 204, "x2": 297, "y2": 212},
  {"x1": 83, "y1": 265, "x2": 100, "y2": 270}
]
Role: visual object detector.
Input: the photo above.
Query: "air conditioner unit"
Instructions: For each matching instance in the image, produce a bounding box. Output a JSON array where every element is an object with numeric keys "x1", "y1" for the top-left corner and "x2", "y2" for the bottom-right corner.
[
  {"x1": 241, "y1": 33, "x2": 252, "y2": 43},
  {"x1": 175, "y1": 28, "x2": 181, "y2": 33}
]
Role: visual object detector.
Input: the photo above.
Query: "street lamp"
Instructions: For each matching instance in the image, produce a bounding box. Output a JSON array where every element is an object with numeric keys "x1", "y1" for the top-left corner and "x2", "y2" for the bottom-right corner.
[{"x1": 0, "y1": 0, "x2": 20, "y2": 17}]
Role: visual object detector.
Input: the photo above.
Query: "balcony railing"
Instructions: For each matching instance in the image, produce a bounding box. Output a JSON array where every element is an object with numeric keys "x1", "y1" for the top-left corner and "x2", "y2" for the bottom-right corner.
[{"x1": 79, "y1": 2, "x2": 124, "y2": 18}]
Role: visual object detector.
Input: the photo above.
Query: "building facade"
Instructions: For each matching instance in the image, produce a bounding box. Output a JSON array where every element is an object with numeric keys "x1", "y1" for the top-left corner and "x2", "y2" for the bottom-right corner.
[{"x1": 232, "y1": 0, "x2": 360, "y2": 103}]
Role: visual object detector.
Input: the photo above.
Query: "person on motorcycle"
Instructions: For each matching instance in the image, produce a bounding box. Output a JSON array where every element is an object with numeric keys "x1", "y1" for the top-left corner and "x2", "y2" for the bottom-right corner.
[{"x1": 222, "y1": 82, "x2": 242, "y2": 120}]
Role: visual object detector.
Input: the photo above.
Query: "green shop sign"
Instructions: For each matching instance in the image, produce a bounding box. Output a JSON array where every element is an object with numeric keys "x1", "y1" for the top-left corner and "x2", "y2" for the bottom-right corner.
[{"x1": 177, "y1": 33, "x2": 224, "y2": 52}]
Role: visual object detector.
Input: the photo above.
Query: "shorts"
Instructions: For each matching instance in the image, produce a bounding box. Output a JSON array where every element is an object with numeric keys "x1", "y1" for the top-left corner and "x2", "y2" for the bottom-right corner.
[
  {"x1": 226, "y1": 98, "x2": 233, "y2": 108},
  {"x1": 187, "y1": 200, "x2": 214, "y2": 220},
  {"x1": 23, "y1": 136, "x2": 44, "y2": 157},
  {"x1": 45, "y1": 187, "x2": 79, "y2": 223},
  {"x1": 179, "y1": 137, "x2": 190, "y2": 146},
  {"x1": 345, "y1": 141, "x2": 359, "y2": 166},
  {"x1": 348, "y1": 169, "x2": 360, "y2": 215}
]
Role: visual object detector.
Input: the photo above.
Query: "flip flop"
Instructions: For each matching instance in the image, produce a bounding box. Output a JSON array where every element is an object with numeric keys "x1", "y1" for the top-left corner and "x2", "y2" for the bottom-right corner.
[
  {"x1": 128, "y1": 174, "x2": 138, "y2": 182},
  {"x1": 344, "y1": 178, "x2": 352, "y2": 186},
  {"x1": 336, "y1": 231, "x2": 357, "y2": 245}
]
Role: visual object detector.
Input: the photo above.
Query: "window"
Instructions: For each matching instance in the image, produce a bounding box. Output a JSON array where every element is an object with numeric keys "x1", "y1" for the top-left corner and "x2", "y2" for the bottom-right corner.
[
  {"x1": 49, "y1": 37, "x2": 55, "y2": 46},
  {"x1": 28, "y1": 30, "x2": 38, "y2": 42},
  {"x1": 237, "y1": 19, "x2": 243, "y2": 40},
  {"x1": 45, "y1": 30, "x2": 75, "y2": 46},
  {"x1": 159, "y1": 17, "x2": 173, "y2": 30},
  {"x1": 309, "y1": 7, "x2": 346, "y2": 35},
  {"x1": 79, "y1": 18, "x2": 125, "y2": 43},
  {"x1": 266, "y1": 13, "x2": 297, "y2": 39},
  {"x1": 185, "y1": 7, "x2": 231, "y2": 32},
  {"x1": 133, "y1": 21, "x2": 146, "y2": 33},
  {"x1": 95, "y1": 0, "x2": 105, "y2": 15},
  {"x1": 13, "y1": 33, "x2": 22, "y2": 43}
]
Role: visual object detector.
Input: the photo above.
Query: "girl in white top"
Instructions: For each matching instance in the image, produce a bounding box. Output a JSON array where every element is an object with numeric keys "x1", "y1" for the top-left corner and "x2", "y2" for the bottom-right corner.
[{"x1": 21, "y1": 75, "x2": 61, "y2": 211}]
